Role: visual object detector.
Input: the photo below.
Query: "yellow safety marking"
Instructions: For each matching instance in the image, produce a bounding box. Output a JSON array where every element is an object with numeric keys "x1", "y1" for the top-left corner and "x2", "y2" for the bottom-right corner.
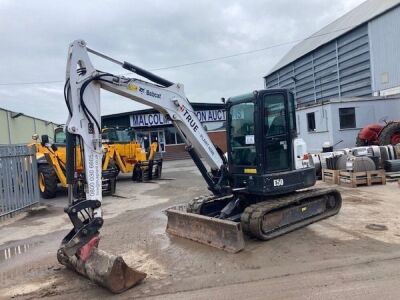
[{"x1": 244, "y1": 168, "x2": 257, "y2": 174}]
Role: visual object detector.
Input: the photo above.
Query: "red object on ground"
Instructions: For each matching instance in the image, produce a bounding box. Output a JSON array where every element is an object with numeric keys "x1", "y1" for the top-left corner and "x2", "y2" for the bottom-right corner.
[
  {"x1": 77, "y1": 236, "x2": 100, "y2": 261},
  {"x1": 358, "y1": 124, "x2": 383, "y2": 144}
]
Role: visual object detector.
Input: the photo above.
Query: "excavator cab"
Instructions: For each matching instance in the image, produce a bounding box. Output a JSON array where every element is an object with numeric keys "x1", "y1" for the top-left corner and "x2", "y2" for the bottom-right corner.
[
  {"x1": 167, "y1": 90, "x2": 341, "y2": 253},
  {"x1": 226, "y1": 89, "x2": 316, "y2": 195}
]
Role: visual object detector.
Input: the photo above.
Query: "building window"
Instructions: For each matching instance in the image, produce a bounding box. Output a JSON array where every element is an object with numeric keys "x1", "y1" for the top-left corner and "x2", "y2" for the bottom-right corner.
[
  {"x1": 176, "y1": 130, "x2": 184, "y2": 144},
  {"x1": 165, "y1": 127, "x2": 184, "y2": 145},
  {"x1": 339, "y1": 107, "x2": 356, "y2": 129},
  {"x1": 165, "y1": 127, "x2": 176, "y2": 144},
  {"x1": 307, "y1": 112, "x2": 316, "y2": 132}
]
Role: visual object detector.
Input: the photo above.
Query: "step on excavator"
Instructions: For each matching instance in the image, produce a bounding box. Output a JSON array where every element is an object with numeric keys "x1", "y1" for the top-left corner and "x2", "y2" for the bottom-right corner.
[{"x1": 59, "y1": 40, "x2": 342, "y2": 293}]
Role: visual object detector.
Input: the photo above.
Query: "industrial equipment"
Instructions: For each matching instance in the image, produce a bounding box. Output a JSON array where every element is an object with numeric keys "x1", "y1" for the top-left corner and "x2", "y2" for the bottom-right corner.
[
  {"x1": 59, "y1": 40, "x2": 342, "y2": 293},
  {"x1": 30, "y1": 130, "x2": 118, "y2": 199},
  {"x1": 102, "y1": 127, "x2": 162, "y2": 181},
  {"x1": 356, "y1": 121, "x2": 400, "y2": 146}
]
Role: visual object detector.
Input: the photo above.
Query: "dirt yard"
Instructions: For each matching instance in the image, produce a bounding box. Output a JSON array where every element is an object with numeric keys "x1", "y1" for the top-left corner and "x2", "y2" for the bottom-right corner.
[{"x1": 1, "y1": 159, "x2": 400, "y2": 299}]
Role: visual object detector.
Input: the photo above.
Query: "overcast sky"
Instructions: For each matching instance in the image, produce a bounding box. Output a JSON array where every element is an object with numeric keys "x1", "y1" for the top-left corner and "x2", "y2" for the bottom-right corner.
[{"x1": 0, "y1": 0, "x2": 365, "y2": 124}]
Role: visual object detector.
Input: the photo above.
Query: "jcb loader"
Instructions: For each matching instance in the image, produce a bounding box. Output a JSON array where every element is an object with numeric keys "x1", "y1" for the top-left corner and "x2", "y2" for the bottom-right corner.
[
  {"x1": 30, "y1": 129, "x2": 118, "y2": 198},
  {"x1": 101, "y1": 127, "x2": 162, "y2": 181}
]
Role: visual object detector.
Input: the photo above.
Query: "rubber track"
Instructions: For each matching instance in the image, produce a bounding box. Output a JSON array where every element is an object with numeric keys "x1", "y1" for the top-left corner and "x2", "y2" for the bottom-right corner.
[
  {"x1": 241, "y1": 188, "x2": 342, "y2": 240},
  {"x1": 187, "y1": 194, "x2": 233, "y2": 214}
]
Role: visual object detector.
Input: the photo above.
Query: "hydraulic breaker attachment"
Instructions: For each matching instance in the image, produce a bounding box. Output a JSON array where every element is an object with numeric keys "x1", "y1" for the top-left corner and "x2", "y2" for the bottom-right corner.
[{"x1": 165, "y1": 205, "x2": 245, "y2": 253}]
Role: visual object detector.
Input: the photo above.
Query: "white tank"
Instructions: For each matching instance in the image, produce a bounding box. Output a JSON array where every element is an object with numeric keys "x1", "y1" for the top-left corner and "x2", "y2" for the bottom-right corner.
[{"x1": 293, "y1": 138, "x2": 308, "y2": 169}]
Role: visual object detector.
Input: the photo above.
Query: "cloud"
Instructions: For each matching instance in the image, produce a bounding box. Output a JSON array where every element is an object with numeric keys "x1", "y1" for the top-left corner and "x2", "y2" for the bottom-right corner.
[{"x1": 0, "y1": 0, "x2": 365, "y2": 123}]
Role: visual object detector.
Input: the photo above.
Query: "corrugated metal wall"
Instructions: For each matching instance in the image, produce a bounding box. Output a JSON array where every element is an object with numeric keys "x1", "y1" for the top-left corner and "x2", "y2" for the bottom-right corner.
[
  {"x1": 265, "y1": 25, "x2": 372, "y2": 106},
  {"x1": 0, "y1": 109, "x2": 57, "y2": 145},
  {"x1": 369, "y1": 5, "x2": 400, "y2": 93}
]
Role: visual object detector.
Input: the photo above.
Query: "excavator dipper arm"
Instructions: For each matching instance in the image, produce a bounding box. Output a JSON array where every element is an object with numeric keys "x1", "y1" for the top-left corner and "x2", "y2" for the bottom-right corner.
[{"x1": 58, "y1": 39, "x2": 230, "y2": 292}]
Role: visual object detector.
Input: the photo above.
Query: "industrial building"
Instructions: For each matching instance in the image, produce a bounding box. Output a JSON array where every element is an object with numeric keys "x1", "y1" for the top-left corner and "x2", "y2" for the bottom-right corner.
[
  {"x1": 102, "y1": 102, "x2": 226, "y2": 160},
  {"x1": 0, "y1": 107, "x2": 57, "y2": 145},
  {"x1": 264, "y1": 0, "x2": 400, "y2": 151}
]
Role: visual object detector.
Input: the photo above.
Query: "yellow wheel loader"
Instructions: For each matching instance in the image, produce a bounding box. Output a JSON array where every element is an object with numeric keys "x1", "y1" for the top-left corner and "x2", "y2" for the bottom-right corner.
[
  {"x1": 101, "y1": 127, "x2": 162, "y2": 182},
  {"x1": 30, "y1": 128, "x2": 118, "y2": 199}
]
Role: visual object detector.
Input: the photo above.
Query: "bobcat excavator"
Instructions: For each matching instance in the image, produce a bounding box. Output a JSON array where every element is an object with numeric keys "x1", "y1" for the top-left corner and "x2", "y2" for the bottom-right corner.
[{"x1": 59, "y1": 40, "x2": 342, "y2": 293}]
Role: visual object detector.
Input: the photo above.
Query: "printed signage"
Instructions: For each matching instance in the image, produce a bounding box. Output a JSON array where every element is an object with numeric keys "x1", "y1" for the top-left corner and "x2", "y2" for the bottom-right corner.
[
  {"x1": 130, "y1": 109, "x2": 226, "y2": 127},
  {"x1": 195, "y1": 110, "x2": 226, "y2": 122},
  {"x1": 130, "y1": 113, "x2": 171, "y2": 127}
]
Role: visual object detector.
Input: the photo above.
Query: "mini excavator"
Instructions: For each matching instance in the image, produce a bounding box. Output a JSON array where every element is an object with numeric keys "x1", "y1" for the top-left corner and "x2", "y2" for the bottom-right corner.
[{"x1": 58, "y1": 40, "x2": 342, "y2": 293}]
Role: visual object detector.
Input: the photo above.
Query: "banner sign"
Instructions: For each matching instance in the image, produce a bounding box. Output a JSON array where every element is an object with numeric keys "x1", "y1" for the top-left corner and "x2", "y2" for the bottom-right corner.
[
  {"x1": 195, "y1": 109, "x2": 226, "y2": 122},
  {"x1": 130, "y1": 109, "x2": 226, "y2": 127},
  {"x1": 130, "y1": 113, "x2": 171, "y2": 127}
]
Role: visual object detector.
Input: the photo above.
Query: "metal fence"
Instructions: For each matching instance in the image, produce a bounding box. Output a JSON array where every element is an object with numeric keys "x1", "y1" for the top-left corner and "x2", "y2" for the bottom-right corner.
[{"x1": 0, "y1": 145, "x2": 40, "y2": 220}]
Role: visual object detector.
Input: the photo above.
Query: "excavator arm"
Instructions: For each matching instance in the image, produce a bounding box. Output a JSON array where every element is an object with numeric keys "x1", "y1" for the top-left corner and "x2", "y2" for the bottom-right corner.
[{"x1": 58, "y1": 40, "x2": 231, "y2": 293}]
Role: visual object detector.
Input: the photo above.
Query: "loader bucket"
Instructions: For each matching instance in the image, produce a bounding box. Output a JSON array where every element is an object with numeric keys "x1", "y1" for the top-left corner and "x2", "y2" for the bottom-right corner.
[
  {"x1": 57, "y1": 247, "x2": 146, "y2": 293},
  {"x1": 165, "y1": 206, "x2": 245, "y2": 253}
]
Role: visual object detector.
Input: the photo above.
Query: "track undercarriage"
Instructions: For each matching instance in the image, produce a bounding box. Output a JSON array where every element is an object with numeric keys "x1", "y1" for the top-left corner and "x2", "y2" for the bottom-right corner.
[{"x1": 166, "y1": 188, "x2": 342, "y2": 252}]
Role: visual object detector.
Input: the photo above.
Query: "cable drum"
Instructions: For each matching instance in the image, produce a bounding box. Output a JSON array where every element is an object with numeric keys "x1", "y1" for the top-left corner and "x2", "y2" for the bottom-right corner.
[
  {"x1": 394, "y1": 144, "x2": 400, "y2": 159},
  {"x1": 384, "y1": 160, "x2": 400, "y2": 172},
  {"x1": 379, "y1": 146, "x2": 389, "y2": 168},
  {"x1": 309, "y1": 154, "x2": 321, "y2": 177},
  {"x1": 336, "y1": 154, "x2": 351, "y2": 170},
  {"x1": 346, "y1": 156, "x2": 377, "y2": 172},
  {"x1": 336, "y1": 155, "x2": 376, "y2": 172}
]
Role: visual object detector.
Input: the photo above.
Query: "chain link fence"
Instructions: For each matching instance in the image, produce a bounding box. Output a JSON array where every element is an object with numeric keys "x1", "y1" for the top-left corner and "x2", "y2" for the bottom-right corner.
[{"x1": 0, "y1": 145, "x2": 40, "y2": 221}]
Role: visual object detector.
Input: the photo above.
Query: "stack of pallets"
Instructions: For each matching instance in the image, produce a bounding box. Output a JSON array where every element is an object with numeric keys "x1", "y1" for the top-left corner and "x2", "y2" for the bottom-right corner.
[{"x1": 338, "y1": 170, "x2": 386, "y2": 188}]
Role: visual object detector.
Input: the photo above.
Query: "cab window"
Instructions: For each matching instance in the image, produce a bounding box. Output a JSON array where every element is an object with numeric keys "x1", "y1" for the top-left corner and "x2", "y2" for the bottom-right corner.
[
  {"x1": 229, "y1": 102, "x2": 256, "y2": 166},
  {"x1": 54, "y1": 130, "x2": 66, "y2": 144}
]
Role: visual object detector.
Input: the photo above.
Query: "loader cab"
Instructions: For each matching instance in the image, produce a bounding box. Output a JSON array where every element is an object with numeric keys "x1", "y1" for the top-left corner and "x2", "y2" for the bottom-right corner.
[
  {"x1": 226, "y1": 89, "x2": 315, "y2": 195},
  {"x1": 102, "y1": 127, "x2": 137, "y2": 144},
  {"x1": 54, "y1": 127, "x2": 67, "y2": 146}
]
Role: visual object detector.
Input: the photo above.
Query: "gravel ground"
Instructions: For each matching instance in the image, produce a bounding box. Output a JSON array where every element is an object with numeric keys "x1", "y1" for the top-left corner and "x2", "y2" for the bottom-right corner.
[{"x1": 0, "y1": 159, "x2": 399, "y2": 299}]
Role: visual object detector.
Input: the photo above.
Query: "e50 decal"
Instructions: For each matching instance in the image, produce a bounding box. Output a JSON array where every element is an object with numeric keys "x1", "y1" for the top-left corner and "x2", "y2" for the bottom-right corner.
[{"x1": 273, "y1": 179, "x2": 284, "y2": 187}]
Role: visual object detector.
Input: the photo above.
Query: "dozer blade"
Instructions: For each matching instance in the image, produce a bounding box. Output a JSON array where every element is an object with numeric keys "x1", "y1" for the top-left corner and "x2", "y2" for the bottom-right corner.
[
  {"x1": 57, "y1": 244, "x2": 146, "y2": 294},
  {"x1": 165, "y1": 206, "x2": 245, "y2": 253}
]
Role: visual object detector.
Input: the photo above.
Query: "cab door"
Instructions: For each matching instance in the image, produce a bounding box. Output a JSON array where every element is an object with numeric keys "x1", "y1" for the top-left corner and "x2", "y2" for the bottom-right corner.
[{"x1": 262, "y1": 92, "x2": 291, "y2": 172}]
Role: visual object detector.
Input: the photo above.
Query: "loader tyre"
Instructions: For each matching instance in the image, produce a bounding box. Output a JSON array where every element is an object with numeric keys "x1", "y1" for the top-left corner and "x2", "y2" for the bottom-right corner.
[
  {"x1": 378, "y1": 122, "x2": 400, "y2": 145},
  {"x1": 38, "y1": 164, "x2": 57, "y2": 199},
  {"x1": 356, "y1": 135, "x2": 368, "y2": 147}
]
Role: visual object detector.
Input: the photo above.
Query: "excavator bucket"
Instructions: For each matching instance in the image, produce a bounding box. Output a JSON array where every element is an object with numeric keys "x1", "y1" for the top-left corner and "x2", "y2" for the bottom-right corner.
[
  {"x1": 57, "y1": 238, "x2": 146, "y2": 294},
  {"x1": 165, "y1": 206, "x2": 245, "y2": 253}
]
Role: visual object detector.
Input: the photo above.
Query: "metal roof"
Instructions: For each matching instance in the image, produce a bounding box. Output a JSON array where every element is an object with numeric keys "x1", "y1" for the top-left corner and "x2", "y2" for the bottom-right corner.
[
  {"x1": 267, "y1": 0, "x2": 400, "y2": 75},
  {"x1": 0, "y1": 106, "x2": 58, "y2": 125}
]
